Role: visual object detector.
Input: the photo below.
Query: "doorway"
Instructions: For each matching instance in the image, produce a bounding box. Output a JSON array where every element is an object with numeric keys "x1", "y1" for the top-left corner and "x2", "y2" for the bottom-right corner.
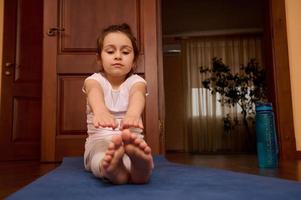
[{"x1": 161, "y1": 0, "x2": 295, "y2": 158}]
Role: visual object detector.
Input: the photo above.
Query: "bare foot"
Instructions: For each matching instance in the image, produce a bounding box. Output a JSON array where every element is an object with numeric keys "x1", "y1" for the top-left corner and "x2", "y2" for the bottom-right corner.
[
  {"x1": 121, "y1": 129, "x2": 154, "y2": 184},
  {"x1": 100, "y1": 135, "x2": 129, "y2": 184}
]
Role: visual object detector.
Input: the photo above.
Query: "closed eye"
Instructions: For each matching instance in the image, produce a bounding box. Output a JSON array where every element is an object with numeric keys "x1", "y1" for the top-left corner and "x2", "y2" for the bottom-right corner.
[{"x1": 106, "y1": 50, "x2": 114, "y2": 54}]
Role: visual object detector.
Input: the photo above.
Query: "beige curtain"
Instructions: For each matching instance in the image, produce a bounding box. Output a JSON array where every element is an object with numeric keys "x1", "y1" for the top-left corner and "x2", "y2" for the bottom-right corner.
[{"x1": 182, "y1": 34, "x2": 263, "y2": 153}]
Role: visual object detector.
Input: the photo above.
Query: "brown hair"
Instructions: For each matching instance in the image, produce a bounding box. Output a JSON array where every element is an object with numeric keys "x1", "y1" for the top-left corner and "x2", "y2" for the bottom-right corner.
[{"x1": 97, "y1": 23, "x2": 139, "y2": 63}]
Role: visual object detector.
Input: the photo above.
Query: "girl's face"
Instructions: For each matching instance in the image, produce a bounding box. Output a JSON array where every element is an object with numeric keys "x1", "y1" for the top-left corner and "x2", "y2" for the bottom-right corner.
[{"x1": 100, "y1": 32, "x2": 135, "y2": 79}]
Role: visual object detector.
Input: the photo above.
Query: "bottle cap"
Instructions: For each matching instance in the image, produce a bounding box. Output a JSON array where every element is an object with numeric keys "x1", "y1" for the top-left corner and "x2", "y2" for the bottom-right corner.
[{"x1": 256, "y1": 102, "x2": 273, "y2": 112}]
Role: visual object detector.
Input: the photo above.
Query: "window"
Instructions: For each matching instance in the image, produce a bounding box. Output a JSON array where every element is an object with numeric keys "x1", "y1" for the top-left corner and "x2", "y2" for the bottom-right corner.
[{"x1": 191, "y1": 88, "x2": 222, "y2": 117}]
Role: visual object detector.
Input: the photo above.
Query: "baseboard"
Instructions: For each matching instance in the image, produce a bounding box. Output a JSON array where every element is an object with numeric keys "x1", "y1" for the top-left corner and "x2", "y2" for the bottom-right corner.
[
  {"x1": 165, "y1": 150, "x2": 186, "y2": 154},
  {"x1": 166, "y1": 150, "x2": 301, "y2": 157}
]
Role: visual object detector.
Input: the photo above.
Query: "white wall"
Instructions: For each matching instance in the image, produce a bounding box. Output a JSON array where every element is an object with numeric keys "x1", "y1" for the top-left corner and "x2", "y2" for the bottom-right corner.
[{"x1": 285, "y1": 0, "x2": 301, "y2": 150}]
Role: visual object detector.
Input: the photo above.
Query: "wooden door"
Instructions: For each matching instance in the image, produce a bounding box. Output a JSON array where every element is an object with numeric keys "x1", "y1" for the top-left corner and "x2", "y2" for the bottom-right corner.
[
  {"x1": 0, "y1": 0, "x2": 43, "y2": 160},
  {"x1": 42, "y1": 0, "x2": 160, "y2": 161}
]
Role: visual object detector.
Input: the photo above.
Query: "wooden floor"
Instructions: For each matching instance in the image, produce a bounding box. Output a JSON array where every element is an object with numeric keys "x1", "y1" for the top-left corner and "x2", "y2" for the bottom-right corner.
[
  {"x1": 0, "y1": 160, "x2": 60, "y2": 199},
  {"x1": 165, "y1": 153, "x2": 301, "y2": 181},
  {"x1": 1, "y1": 153, "x2": 301, "y2": 199}
]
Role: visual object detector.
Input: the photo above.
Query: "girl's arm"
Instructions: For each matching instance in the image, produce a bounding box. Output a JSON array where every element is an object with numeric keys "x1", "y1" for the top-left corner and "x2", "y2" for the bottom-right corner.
[
  {"x1": 84, "y1": 79, "x2": 117, "y2": 129},
  {"x1": 122, "y1": 82, "x2": 146, "y2": 129}
]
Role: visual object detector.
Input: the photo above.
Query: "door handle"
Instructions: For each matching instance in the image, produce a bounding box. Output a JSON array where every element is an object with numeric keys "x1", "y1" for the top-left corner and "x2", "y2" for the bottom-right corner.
[
  {"x1": 5, "y1": 62, "x2": 14, "y2": 67},
  {"x1": 4, "y1": 62, "x2": 14, "y2": 76},
  {"x1": 47, "y1": 27, "x2": 65, "y2": 36}
]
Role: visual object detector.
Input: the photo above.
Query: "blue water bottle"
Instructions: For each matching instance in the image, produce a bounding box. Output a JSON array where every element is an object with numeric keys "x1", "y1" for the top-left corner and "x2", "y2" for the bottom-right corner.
[{"x1": 255, "y1": 103, "x2": 278, "y2": 168}]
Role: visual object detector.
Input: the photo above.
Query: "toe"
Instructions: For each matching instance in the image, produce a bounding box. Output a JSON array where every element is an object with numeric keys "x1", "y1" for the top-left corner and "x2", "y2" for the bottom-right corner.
[
  {"x1": 139, "y1": 141, "x2": 147, "y2": 149},
  {"x1": 130, "y1": 133, "x2": 137, "y2": 141},
  {"x1": 144, "y1": 146, "x2": 151, "y2": 154},
  {"x1": 111, "y1": 135, "x2": 122, "y2": 146},
  {"x1": 103, "y1": 154, "x2": 112, "y2": 162},
  {"x1": 121, "y1": 129, "x2": 132, "y2": 143},
  {"x1": 107, "y1": 143, "x2": 115, "y2": 151},
  {"x1": 134, "y1": 138, "x2": 143, "y2": 146},
  {"x1": 106, "y1": 149, "x2": 114, "y2": 156}
]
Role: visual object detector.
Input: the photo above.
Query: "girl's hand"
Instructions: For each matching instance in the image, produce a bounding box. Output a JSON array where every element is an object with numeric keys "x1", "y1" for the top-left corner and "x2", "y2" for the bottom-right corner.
[
  {"x1": 93, "y1": 111, "x2": 117, "y2": 129},
  {"x1": 121, "y1": 115, "x2": 144, "y2": 130}
]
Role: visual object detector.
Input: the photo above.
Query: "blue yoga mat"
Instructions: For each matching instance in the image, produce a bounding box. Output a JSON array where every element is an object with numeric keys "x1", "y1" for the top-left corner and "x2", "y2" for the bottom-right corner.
[{"x1": 7, "y1": 156, "x2": 301, "y2": 200}]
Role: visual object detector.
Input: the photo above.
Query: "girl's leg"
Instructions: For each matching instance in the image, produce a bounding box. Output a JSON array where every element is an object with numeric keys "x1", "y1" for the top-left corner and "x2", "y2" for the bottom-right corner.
[
  {"x1": 85, "y1": 135, "x2": 129, "y2": 184},
  {"x1": 84, "y1": 140, "x2": 108, "y2": 178}
]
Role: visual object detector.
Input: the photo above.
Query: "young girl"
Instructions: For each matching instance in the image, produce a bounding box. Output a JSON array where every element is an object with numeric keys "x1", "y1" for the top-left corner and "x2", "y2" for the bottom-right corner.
[{"x1": 83, "y1": 24, "x2": 154, "y2": 184}]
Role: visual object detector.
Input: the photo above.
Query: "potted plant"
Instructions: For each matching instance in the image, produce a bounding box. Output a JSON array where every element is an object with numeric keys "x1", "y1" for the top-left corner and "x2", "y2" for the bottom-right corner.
[{"x1": 199, "y1": 57, "x2": 267, "y2": 151}]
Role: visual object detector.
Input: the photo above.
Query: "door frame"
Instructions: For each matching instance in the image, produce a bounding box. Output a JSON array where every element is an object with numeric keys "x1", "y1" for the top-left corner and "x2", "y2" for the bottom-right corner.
[
  {"x1": 266, "y1": 0, "x2": 296, "y2": 160},
  {"x1": 41, "y1": 0, "x2": 57, "y2": 161},
  {"x1": 157, "y1": 0, "x2": 165, "y2": 154}
]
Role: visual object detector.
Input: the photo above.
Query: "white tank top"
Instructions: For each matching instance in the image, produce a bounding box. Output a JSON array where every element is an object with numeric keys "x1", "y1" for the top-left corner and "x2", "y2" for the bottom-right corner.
[{"x1": 83, "y1": 73, "x2": 147, "y2": 141}]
